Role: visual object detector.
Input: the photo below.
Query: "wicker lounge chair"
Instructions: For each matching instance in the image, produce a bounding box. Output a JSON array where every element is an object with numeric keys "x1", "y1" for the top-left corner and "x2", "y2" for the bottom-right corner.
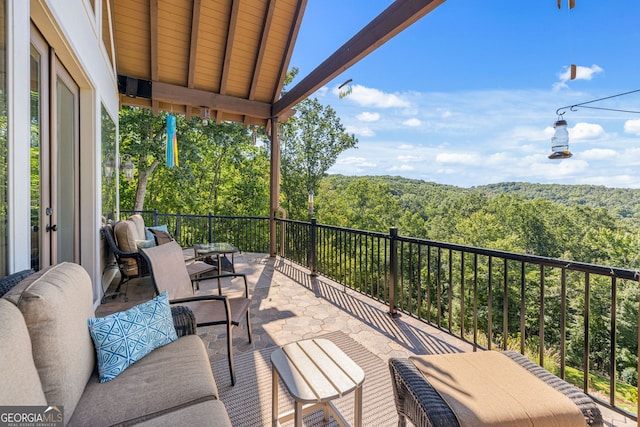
[{"x1": 389, "y1": 351, "x2": 604, "y2": 427}]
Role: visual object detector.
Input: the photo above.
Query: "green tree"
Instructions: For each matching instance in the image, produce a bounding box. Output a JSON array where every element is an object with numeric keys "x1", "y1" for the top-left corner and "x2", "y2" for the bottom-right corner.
[{"x1": 279, "y1": 98, "x2": 357, "y2": 219}]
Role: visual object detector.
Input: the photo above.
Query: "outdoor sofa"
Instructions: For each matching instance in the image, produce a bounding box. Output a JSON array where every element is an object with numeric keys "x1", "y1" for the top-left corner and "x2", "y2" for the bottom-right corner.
[{"x1": 0, "y1": 262, "x2": 232, "y2": 426}]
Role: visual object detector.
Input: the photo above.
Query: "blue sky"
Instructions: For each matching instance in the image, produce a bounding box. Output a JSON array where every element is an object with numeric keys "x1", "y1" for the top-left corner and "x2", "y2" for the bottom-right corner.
[{"x1": 288, "y1": 0, "x2": 640, "y2": 188}]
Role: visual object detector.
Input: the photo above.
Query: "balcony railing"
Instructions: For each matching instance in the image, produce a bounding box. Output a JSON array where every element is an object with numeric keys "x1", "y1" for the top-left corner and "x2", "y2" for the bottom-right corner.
[{"x1": 122, "y1": 210, "x2": 639, "y2": 419}]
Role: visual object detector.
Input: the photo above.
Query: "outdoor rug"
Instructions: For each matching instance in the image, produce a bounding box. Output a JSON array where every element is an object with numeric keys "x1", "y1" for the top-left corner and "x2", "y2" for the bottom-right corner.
[{"x1": 211, "y1": 331, "x2": 399, "y2": 426}]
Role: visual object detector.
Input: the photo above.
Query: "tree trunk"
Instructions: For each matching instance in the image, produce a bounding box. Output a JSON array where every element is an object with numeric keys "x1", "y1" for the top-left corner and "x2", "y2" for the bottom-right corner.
[{"x1": 133, "y1": 159, "x2": 159, "y2": 211}]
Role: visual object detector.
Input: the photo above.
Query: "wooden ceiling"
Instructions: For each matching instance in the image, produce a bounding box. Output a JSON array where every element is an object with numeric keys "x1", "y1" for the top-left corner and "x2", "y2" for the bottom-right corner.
[{"x1": 112, "y1": 0, "x2": 446, "y2": 127}]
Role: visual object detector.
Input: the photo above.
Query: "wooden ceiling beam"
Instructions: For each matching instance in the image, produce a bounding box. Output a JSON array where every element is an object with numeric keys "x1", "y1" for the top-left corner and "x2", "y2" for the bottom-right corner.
[
  {"x1": 150, "y1": 0, "x2": 159, "y2": 114},
  {"x1": 217, "y1": 0, "x2": 240, "y2": 123},
  {"x1": 186, "y1": 0, "x2": 202, "y2": 121},
  {"x1": 188, "y1": 0, "x2": 202, "y2": 89},
  {"x1": 271, "y1": 0, "x2": 307, "y2": 103},
  {"x1": 244, "y1": 0, "x2": 276, "y2": 127},
  {"x1": 272, "y1": 0, "x2": 446, "y2": 118},
  {"x1": 152, "y1": 81, "x2": 272, "y2": 119}
]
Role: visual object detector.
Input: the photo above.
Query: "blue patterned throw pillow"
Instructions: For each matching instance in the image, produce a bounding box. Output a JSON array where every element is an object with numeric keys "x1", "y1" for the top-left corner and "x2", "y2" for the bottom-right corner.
[{"x1": 88, "y1": 292, "x2": 178, "y2": 382}]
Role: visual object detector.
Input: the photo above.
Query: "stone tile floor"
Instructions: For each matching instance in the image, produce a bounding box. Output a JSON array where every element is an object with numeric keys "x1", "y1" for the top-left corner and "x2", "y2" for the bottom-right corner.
[{"x1": 97, "y1": 252, "x2": 634, "y2": 426}]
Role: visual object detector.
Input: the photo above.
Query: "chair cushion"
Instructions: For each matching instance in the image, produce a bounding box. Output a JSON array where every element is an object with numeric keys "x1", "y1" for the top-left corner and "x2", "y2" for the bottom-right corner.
[
  {"x1": 0, "y1": 299, "x2": 47, "y2": 405},
  {"x1": 148, "y1": 227, "x2": 174, "y2": 245},
  {"x1": 114, "y1": 220, "x2": 141, "y2": 275},
  {"x1": 135, "y1": 238, "x2": 156, "y2": 249},
  {"x1": 88, "y1": 292, "x2": 178, "y2": 382},
  {"x1": 128, "y1": 214, "x2": 147, "y2": 240},
  {"x1": 3, "y1": 263, "x2": 96, "y2": 420},
  {"x1": 69, "y1": 335, "x2": 219, "y2": 426},
  {"x1": 145, "y1": 224, "x2": 169, "y2": 241},
  {"x1": 114, "y1": 219, "x2": 139, "y2": 253}
]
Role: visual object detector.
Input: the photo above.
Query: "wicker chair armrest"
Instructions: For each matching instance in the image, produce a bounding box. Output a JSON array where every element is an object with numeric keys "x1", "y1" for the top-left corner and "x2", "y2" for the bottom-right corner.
[
  {"x1": 0, "y1": 269, "x2": 35, "y2": 298},
  {"x1": 170, "y1": 305, "x2": 196, "y2": 337},
  {"x1": 388, "y1": 358, "x2": 459, "y2": 427}
]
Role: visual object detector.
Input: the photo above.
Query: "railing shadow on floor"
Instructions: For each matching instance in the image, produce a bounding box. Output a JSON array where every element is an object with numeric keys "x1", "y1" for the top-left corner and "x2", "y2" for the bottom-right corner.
[{"x1": 273, "y1": 256, "x2": 466, "y2": 356}]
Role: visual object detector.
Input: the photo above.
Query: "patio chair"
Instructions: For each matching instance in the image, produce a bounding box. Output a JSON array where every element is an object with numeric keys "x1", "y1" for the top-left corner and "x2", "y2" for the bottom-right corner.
[
  {"x1": 140, "y1": 241, "x2": 252, "y2": 386},
  {"x1": 100, "y1": 223, "x2": 149, "y2": 302}
]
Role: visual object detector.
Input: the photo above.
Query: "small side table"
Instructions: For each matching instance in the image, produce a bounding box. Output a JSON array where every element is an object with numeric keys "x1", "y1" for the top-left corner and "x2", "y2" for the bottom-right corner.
[
  {"x1": 271, "y1": 338, "x2": 365, "y2": 427},
  {"x1": 192, "y1": 242, "x2": 239, "y2": 292}
]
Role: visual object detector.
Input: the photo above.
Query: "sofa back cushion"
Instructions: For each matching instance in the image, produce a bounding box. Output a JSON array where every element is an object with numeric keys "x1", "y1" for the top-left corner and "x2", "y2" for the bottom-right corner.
[
  {"x1": 128, "y1": 214, "x2": 146, "y2": 240},
  {"x1": 113, "y1": 220, "x2": 141, "y2": 275},
  {"x1": 3, "y1": 262, "x2": 95, "y2": 422},
  {"x1": 0, "y1": 299, "x2": 47, "y2": 405},
  {"x1": 114, "y1": 219, "x2": 138, "y2": 253}
]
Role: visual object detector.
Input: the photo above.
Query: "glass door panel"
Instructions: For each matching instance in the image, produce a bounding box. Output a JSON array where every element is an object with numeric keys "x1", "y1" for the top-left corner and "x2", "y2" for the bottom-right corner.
[
  {"x1": 54, "y1": 74, "x2": 78, "y2": 263},
  {"x1": 31, "y1": 27, "x2": 79, "y2": 268}
]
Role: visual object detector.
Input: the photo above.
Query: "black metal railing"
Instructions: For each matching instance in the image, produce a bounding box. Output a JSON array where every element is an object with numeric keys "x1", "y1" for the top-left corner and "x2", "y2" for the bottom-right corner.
[
  {"x1": 121, "y1": 210, "x2": 270, "y2": 253},
  {"x1": 277, "y1": 218, "x2": 639, "y2": 419},
  {"x1": 119, "y1": 211, "x2": 639, "y2": 418}
]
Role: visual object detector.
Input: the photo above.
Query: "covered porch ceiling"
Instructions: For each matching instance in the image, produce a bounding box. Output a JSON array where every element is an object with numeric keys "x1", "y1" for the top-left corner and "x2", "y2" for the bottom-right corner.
[{"x1": 112, "y1": 0, "x2": 446, "y2": 128}]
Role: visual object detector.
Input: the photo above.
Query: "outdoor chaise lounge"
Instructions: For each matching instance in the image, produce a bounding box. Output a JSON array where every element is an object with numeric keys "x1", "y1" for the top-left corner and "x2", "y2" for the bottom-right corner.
[{"x1": 389, "y1": 351, "x2": 604, "y2": 427}]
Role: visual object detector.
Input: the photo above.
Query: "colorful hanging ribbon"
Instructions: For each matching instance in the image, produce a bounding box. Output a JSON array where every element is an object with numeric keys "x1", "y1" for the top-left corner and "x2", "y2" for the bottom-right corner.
[{"x1": 166, "y1": 115, "x2": 178, "y2": 167}]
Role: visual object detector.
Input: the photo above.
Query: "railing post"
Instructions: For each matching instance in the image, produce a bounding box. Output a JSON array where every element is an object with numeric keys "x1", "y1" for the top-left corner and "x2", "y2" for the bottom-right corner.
[
  {"x1": 208, "y1": 212, "x2": 213, "y2": 243},
  {"x1": 389, "y1": 227, "x2": 400, "y2": 318},
  {"x1": 153, "y1": 209, "x2": 158, "y2": 226},
  {"x1": 309, "y1": 218, "x2": 317, "y2": 276},
  {"x1": 175, "y1": 214, "x2": 182, "y2": 244}
]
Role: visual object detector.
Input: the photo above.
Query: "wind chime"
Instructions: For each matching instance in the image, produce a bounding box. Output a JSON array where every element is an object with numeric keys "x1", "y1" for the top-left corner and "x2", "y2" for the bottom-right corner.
[{"x1": 166, "y1": 115, "x2": 178, "y2": 168}]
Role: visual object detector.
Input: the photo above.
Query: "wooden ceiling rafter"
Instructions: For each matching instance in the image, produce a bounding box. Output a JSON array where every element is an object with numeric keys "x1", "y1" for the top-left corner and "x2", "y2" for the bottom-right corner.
[
  {"x1": 215, "y1": 0, "x2": 241, "y2": 124},
  {"x1": 271, "y1": 0, "x2": 307, "y2": 104},
  {"x1": 150, "y1": 0, "x2": 160, "y2": 114},
  {"x1": 243, "y1": 0, "x2": 275, "y2": 128},
  {"x1": 186, "y1": 0, "x2": 202, "y2": 120}
]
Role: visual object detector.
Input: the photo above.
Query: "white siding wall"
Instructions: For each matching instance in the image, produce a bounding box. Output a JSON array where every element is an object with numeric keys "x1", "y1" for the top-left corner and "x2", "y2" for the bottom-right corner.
[{"x1": 9, "y1": 0, "x2": 119, "y2": 306}]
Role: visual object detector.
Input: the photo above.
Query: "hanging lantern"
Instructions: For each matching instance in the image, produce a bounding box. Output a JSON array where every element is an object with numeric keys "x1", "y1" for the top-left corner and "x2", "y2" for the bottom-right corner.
[
  {"x1": 548, "y1": 118, "x2": 572, "y2": 159},
  {"x1": 103, "y1": 155, "x2": 115, "y2": 178},
  {"x1": 122, "y1": 155, "x2": 136, "y2": 180}
]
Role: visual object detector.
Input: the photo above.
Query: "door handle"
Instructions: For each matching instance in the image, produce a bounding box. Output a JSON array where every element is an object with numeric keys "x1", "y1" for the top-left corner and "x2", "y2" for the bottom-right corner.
[{"x1": 46, "y1": 224, "x2": 58, "y2": 232}]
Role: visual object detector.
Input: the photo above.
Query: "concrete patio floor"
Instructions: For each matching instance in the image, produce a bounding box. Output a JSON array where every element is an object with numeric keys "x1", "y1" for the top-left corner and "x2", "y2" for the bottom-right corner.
[{"x1": 97, "y1": 252, "x2": 634, "y2": 426}]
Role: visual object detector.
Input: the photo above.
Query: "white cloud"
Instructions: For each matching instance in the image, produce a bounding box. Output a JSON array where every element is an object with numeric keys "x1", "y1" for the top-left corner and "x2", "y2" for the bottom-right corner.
[
  {"x1": 440, "y1": 109, "x2": 453, "y2": 118},
  {"x1": 356, "y1": 112, "x2": 380, "y2": 122},
  {"x1": 398, "y1": 144, "x2": 414, "y2": 150},
  {"x1": 553, "y1": 64, "x2": 604, "y2": 90},
  {"x1": 388, "y1": 164, "x2": 415, "y2": 172},
  {"x1": 347, "y1": 84, "x2": 410, "y2": 108},
  {"x1": 624, "y1": 119, "x2": 640, "y2": 135},
  {"x1": 336, "y1": 157, "x2": 376, "y2": 167},
  {"x1": 580, "y1": 148, "x2": 617, "y2": 160},
  {"x1": 569, "y1": 122, "x2": 605, "y2": 141},
  {"x1": 398, "y1": 155, "x2": 423, "y2": 162},
  {"x1": 403, "y1": 118, "x2": 421, "y2": 127},
  {"x1": 345, "y1": 125, "x2": 375, "y2": 137},
  {"x1": 436, "y1": 152, "x2": 482, "y2": 166}
]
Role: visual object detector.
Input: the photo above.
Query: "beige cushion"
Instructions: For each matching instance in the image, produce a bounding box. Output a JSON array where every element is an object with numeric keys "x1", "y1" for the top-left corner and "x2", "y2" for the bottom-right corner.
[
  {"x1": 113, "y1": 220, "x2": 140, "y2": 276},
  {"x1": 0, "y1": 299, "x2": 47, "y2": 405},
  {"x1": 128, "y1": 214, "x2": 146, "y2": 240},
  {"x1": 114, "y1": 220, "x2": 138, "y2": 253},
  {"x1": 69, "y1": 335, "x2": 219, "y2": 426},
  {"x1": 133, "y1": 400, "x2": 232, "y2": 427},
  {"x1": 4, "y1": 262, "x2": 96, "y2": 422},
  {"x1": 410, "y1": 352, "x2": 586, "y2": 427}
]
